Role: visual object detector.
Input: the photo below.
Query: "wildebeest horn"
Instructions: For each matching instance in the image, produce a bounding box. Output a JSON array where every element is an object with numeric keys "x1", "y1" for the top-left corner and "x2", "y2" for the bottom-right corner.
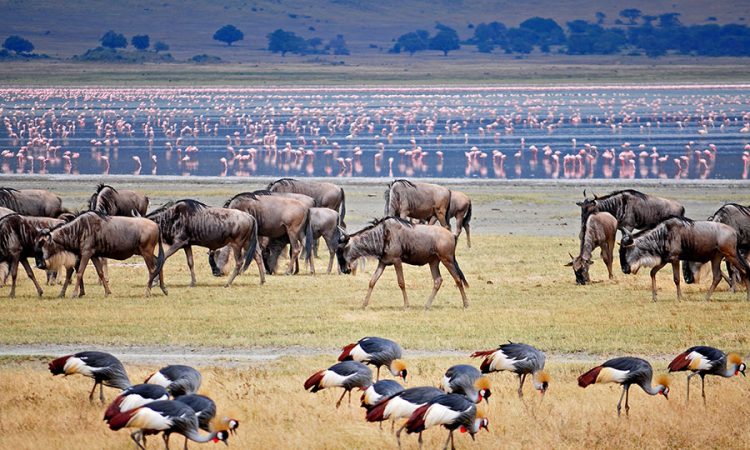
[
  {"x1": 337, "y1": 226, "x2": 349, "y2": 243},
  {"x1": 583, "y1": 189, "x2": 587, "y2": 199},
  {"x1": 568, "y1": 252, "x2": 575, "y2": 260}
]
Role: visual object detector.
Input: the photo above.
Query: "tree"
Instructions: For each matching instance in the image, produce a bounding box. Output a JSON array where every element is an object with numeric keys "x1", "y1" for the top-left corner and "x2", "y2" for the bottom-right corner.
[
  {"x1": 3, "y1": 35, "x2": 33, "y2": 54},
  {"x1": 394, "y1": 30, "x2": 430, "y2": 55},
  {"x1": 595, "y1": 12, "x2": 606, "y2": 25},
  {"x1": 153, "y1": 41, "x2": 170, "y2": 52},
  {"x1": 519, "y1": 17, "x2": 566, "y2": 45},
  {"x1": 213, "y1": 24, "x2": 244, "y2": 46},
  {"x1": 131, "y1": 35, "x2": 150, "y2": 51},
  {"x1": 658, "y1": 13, "x2": 682, "y2": 28},
  {"x1": 100, "y1": 31, "x2": 127, "y2": 49},
  {"x1": 267, "y1": 29, "x2": 307, "y2": 56},
  {"x1": 429, "y1": 24, "x2": 460, "y2": 56},
  {"x1": 619, "y1": 8, "x2": 642, "y2": 25},
  {"x1": 327, "y1": 34, "x2": 349, "y2": 55}
]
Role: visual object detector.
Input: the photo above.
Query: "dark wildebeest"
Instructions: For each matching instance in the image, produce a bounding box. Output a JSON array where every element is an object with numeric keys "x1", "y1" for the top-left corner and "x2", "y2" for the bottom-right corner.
[
  {"x1": 619, "y1": 217, "x2": 750, "y2": 302},
  {"x1": 267, "y1": 178, "x2": 346, "y2": 223},
  {"x1": 0, "y1": 188, "x2": 66, "y2": 217},
  {"x1": 35, "y1": 211, "x2": 167, "y2": 297},
  {"x1": 215, "y1": 191, "x2": 313, "y2": 275},
  {"x1": 0, "y1": 213, "x2": 75, "y2": 298},
  {"x1": 577, "y1": 189, "x2": 684, "y2": 239},
  {"x1": 146, "y1": 200, "x2": 263, "y2": 287},
  {"x1": 265, "y1": 207, "x2": 342, "y2": 274},
  {"x1": 89, "y1": 184, "x2": 149, "y2": 216},
  {"x1": 384, "y1": 180, "x2": 452, "y2": 230},
  {"x1": 566, "y1": 212, "x2": 618, "y2": 285},
  {"x1": 684, "y1": 203, "x2": 750, "y2": 286},
  {"x1": 429, "y1": 190, "x2": 472, "y2": 247},
  {"x1": 336, "y1": 217, "x2": 469, "y2": 309}
]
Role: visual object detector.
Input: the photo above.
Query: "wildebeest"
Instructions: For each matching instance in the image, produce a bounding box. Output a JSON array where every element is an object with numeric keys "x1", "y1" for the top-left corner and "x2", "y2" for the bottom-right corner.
[
  {"x1": 216, "y1": 191, "x2": 313, "y2": 275},
  {"x1": 577, "y1": 189, "x2": 684, "y2": 239},
  {"x1": 264, "y1": 207, "x2": 342, "y2": 274},
  {"x1": 566, "y1": 212, "x2": 617, "y2": 285},
  {"x1": 146, "y1": 199, "x2": 263, "y2": 287},
  {"x1": 0, "y1": 187, "x2": 66, "y2": 217},
  {"x1": 429, "y1": 190, "x2": 472, "y2": 247},
  {"x1": 35, "y1": 211, "x2": 167, "y2": 297},
  {"x1": 619, "y1": 217, "x2": 750, "y2": 302},
  {"x1": 89, "y1": 184, "x2": 149, "y2": 216},
  {"x1": 384, "y1": 180, "x2": 452, "y2": 230},
  {"x1": 337, "y1": 217, "x2": 469, "y2": 309},
  {"x1": 684, "y1": 203, "x2": 750, "y2": 285},
  {"x1": 267, "y1": 178, "x2": 346, "y2": 223}
]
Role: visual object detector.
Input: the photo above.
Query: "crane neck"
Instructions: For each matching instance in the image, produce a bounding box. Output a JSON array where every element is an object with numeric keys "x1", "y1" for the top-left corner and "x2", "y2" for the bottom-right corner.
[
  {"x1": 640, "y1": 380, "x2": 665, "y2": 396},
  {"x1": 183, "y1": 429, "x2": 221, "y2": 444}
]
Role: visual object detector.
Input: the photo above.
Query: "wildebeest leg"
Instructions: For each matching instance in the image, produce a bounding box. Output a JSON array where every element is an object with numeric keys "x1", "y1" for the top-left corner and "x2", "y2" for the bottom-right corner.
[
  {"x1": 704, "y1": 257, "x2": 725, "y2": 301},
  {"x1": 225, "y1": 245, "x2": 244, "y2": 287},
  {"x1": 20, "y1": 259, "x2": 44, "y2": 297},
  {"x1": 58, "y1": 267, "x2": 74, "y2": 298},
  {"x1": 362, "y1": 261, "x2": 386, "y2": 308},
  {"x1": 671, "y1": 260, "x2": 682, "y2": 301},
  {"x1": 287, "y1": 232, "x2": 302, "y2": 275},
  {"x1": 441, "y1": 257, "x2": 469, "y2": 308},
  {"x1": 454, "y1": 212, "x2": 464, "y2": 241},
  {"x1": 424, "y1": 261, "x2": 442, "y2": 310},
  {"x1": 91, "y1": 257, "x2": 112, "y2": 296},
  {"x1": 435, "y1": 208, "x2": 451, "y2": 231},
  {"x1": 602, "y1": 243, "x2": 614, "y2": 279},
  {"x1": 649, "y1": 263, "x2": 666, "y2": 302},
  {"x1": 723, "y1": 252, "x2": 750, "y2": 301},
  {"x1": 393, "y1": 260, "x2": 410, "y2": 309},
  {"x1": 72, "y1": 253, "x2": 91, "y2": 298},
  {"x1": 254, "y1": 246, "x2": 266, "y2": 285},
  {"x1": 142, "y1": 251, "x2": 158, "y2": 297},
  {"x1": 8, "y1": 258, "x2": 19, "y2": 298},
  {"x1": 183, "y1": 246, "x2": 196, "y2": 287}
]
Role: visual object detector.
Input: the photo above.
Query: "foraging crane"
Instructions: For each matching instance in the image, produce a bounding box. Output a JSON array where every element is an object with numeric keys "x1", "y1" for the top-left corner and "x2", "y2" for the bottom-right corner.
[
  {"x1": 361, "y1": 379, "x2": 404, "y2": 412},
  {"x1": 405, "y1": 393, "x2": 489, "y2": 450},
  {"x1": 107, "y1": 400, "x2": 230, "y2": 450},
  {"x1": 104, "y1": 384, "x2": 169, "y2": 421},
  {"x1": 668, "y1": 346, "x2": 746, "y2": 405},
  {"x1": 365, "y1": 386, "x2": 444, "y2": 448},
  {"x1": 304, "y1": 360, "x2": 373, "y2": 408},
  {"x1": 49, "y1": 351, "x2": 131, "y2": 404},
  {"x1": 578, "y1": 357, "x2": 670, "y2": 416},
  {"x1": 144, "y1": 365, "x2": 202, "y2": 397},
  {"x1": 470, "y1": 341, "x2": 550, "y2": 397},
  {"x1": 174, "y1": 393, "x2": 240, "y2": 434},
  {"x1": 338, "y1": 336, "x2": 408, "y2": 381},
  {"x1": 441, "y1": 365, "x2": 492, "y2": 404}
]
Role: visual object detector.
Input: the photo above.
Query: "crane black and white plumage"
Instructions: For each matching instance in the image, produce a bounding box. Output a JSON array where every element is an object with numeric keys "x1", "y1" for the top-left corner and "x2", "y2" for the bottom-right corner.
[
  {"x1": 668, "y1": 346, "x2": 746, "y2": 405},
  {"x1": 338, "y1": 336, "x2": 408, "y2": 381},
  {"x1": 361, "y1": 379, "x2": 404, "y2": 412},
  {"x1": 144, "y1": 365, "x2": 202, "y2": 397},
  {"x1": 304, "y1": 360, "x2": 373, "y2": 408},
  {"x1": 471, "y1": 342, "x2": 550, "y2": 397},
  {"x1": 104, "y1": 384, "x2": 169, "y2": 422},
  {"x1": 107, "y1": 400, "x2": 229, "y2": 450},
  {"x1": 441, "y1": 364, "x2": 492, "y2": 404},
  {"x1": 365, "y1": 386, "x2": 444, "y2": 448},
  {"x1": 578, "y1": 357, "x2": 670, "y2": 416},
  {"x1": 405, "y1": 393, "x2": 489, "y2": 450},
  {"x1": 175, "y1": 394, "x2": 240, "y2": 434},
  {"x1": 48, "y1": 351, "x2": 131, "y2": 404}
]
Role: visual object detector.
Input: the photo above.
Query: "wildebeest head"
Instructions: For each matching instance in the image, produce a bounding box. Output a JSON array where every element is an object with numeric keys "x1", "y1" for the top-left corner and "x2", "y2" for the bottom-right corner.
[
  {"x1": 335, "y1": 227, "x2": 352, "y2": 274},
  {"x1": 208, "y1": 246, "x2": 231, "y2": 277},
  {"x1": 619, "y1": 230, "x2": 663, "y2": 275},
  {"x1": 565, "y1": 252, "x2": 593, "y2": 285},
  {"x1": 682, "y1": 260, "x2": 701, "y2": 284},
  {"x1": 34, "y1": 229, "x2": 59, "y2": 270}
]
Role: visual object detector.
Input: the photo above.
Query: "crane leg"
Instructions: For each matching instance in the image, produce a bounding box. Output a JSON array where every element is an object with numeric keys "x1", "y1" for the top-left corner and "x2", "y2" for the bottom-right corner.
[
  {"x1": 100, "y1": 382, "x2": 105, "y2": 404},
  {"x1": 396, "y1": 424, "x2": 405, "y2": 449},
  {"x1": 335, "y1": 389, "x2": 347, "y2": 409},
  {"x1": 686, "y1": 372, "x2": 697, "y2": 403},
  {"x1": 616, "y1": 386, "x2": 626, "y2": 416},
  {"x1": 624, "y1": 385, "x2": 630, "y2": 416},
  {"x1": 701, "y1": 374, "x2": 706, "y2": 406},
  {"x1": 518, "y1": 373, "x2": 527, "y2": 398},
  {"x1": 88, "y1": 381, "x2": 98, "y2": 403},
  {"x1": 130, "y1": 431, "x2": 146, "y2": 450},
  {"x1": 418, "y1": 431, "x2": 423, "y2": 450},
  {"x1": 376, "y1": 366, "x2": 381, "y2": 381}
]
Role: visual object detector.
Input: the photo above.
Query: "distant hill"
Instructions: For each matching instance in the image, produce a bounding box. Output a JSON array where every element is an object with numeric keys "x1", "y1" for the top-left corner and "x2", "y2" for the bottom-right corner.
[{"x1": 0, "y1": 0, "x2": 746, "y2": 62}]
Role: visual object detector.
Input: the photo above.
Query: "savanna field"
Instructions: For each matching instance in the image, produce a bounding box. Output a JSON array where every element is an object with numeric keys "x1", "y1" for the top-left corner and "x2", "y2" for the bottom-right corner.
[{"x1": 0, "y1": 179, "x2": 748, "y2": 449}]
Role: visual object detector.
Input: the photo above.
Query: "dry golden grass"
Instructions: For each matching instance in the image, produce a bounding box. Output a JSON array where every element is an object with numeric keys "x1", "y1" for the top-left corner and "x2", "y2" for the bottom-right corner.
[{"x1": 1, "y1": 356, "x2": 748, "y2": 450}]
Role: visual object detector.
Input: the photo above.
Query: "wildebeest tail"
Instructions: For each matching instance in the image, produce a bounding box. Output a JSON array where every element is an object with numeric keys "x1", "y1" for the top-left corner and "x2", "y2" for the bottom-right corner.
[
  {"x1": 339, "y1": 188, "x2": 346, "y2": 223},
  {"x1": 734, "y1": 239, "x2": 750, "y2": 278},
  {"x1": 383, "y1": 186, "x2": 391, "y2": 216},
  {"x1": 444, "y1": 189, "x2": 452, "y2": 228},
  {"x1": 241, "y1": 219, "x2": 259, "y2": 273},
  {"x1": 154, "y1": 229, "x2": 166, "y2": 278},
  {"x1": 304, "y1": 209, "x2": 313, "y2": 264},
  {"x1": 464, "y1": 201, "x2": 472, "y2": 229},
  {"x1": 453, "y1": 254, "x2": 469, "y2": 288}
]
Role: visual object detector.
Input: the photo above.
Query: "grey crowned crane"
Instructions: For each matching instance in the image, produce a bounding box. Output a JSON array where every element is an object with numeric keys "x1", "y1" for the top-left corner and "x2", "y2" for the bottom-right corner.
[
  {"x1": 107, "y1": 400, "x2": 230, "y2": 450},
  {"x1": 338, "y1": 336, "x2": 408, "y2": 381},
  {"x1": 668, "y1": 346, "x2": 746, "y2": 405},
  {"x1": 144, "y1": 365, "x2": 202, "y2": 397},
  {"x1": 365, "y1": 386, "x2": 444, "y2": 448},
  {"x1": 578, "y1": 357, "x2": 670, "y2": 416},
  {"x1": 174, "y1": 394, "x2": 240, "y2": 449},
  {"x1": 304, "y1": 360, "x2": 373, "y2": 408},
  {"x1": 441, "y1": 364, "x2": 492, "y2": 404},
  {"x1": 470, "y1": 341, "x2": 551, "y2": 397},
  {"x1": 48, "y1": 351, "x2": 131, "y2": 404},
  {"x1": 405, "y1": 393, "x2": 489, "y2": 450},
  {"x1": 104, "y1": 384, "x2": 169, "y2": 422}
]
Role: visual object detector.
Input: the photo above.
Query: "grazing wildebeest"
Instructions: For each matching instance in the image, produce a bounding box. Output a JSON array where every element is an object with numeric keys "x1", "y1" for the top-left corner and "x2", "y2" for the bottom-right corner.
[
  {"x1": 0, "y1": 188, "x2": 66, "y2": 217},
  {"x1": 89, "y1": 184, "x2": 149, "y2": 216},
  {"x1": 146, "y1": 200, "x2": 263, "y2": 287},
  {"x1": 429, "y1": 190, "x2": 472, "y2": 247},
  {"x1": 619, "y1": 217, "x2": 750, "y2": 302},
  {"x1": 35, "y1": 211, "x2": 167, "y2": 297},
  {"x1": 215, "y1": 191, "x2": 313, "y2": 275},
  {"x1": 0, "y1": 213, "x2": 73, "y2": 298},
  {"x1": 577, "y1": 189, "x2": 684, "y2": 239},
  {"x1": 566, "y1": 212, "x2": 617, "y2": 285},
  {"x1": 336, "y1": 217, "x2": 469, "y2": 309},
  {"x1": 267, "y1": 178, "x2": 346, "y2": 223},
  {"x1": 264, "y1": 207, "x2": 342, "y2": 274},
  {"x1": 684, "y1": 203, "x2": 750, "y2": 286},
  {"x1": 384, "y1": 180, "x2": 452, "y2": 230}
]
